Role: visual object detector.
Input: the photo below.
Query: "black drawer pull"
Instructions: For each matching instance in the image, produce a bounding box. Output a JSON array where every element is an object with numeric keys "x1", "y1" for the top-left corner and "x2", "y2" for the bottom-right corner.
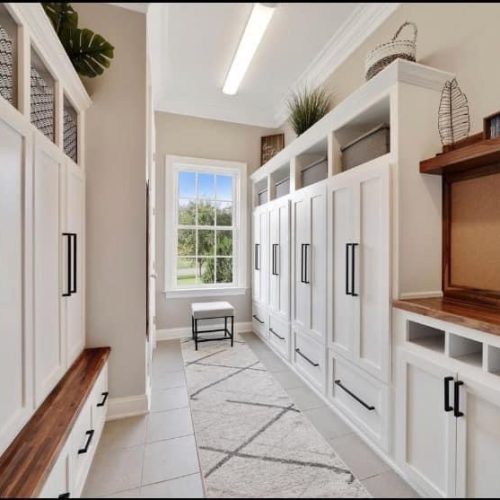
[
  {"x1": 454, "y1": 380, "x2": 464, "y2": 418},
  {"x1": 97, "y1": 391, "x2": 109, "y2": 407},
  {"x1": 444, "y1": 376, "x2": 454, "y2": 412},
  {"x1": 295, "y1": 348, "x2": 319, "y2": 367},
  {"x1": 78, "y1": 429, "x2": 94, "y2": 454},
  {"x1": 269, "y1": 328, "x2": 284, "y2": 340},
  {"x1": 334, "y1": 379, "x2": 375, "y2": 411},
  {"x1": 252, "y1": 314, "x2": 264, "y2": 324},
  {"x1": 58, "y1": 494, "x2": 70, "y2": 498},
  {"x1": 62, "y1": 233, "x2": 72, "y2": 297}
]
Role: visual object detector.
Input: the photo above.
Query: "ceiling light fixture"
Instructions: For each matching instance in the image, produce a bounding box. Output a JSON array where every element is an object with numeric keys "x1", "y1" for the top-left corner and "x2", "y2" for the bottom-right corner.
[{"x1": 222, "y1": 3, "x2": 276, "y2": 95}]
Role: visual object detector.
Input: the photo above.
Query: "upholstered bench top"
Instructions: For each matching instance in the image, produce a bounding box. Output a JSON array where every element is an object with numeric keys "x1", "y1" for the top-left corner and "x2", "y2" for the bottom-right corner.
[{"x1": 191, "y1": 301, "x2": 234, "y2": 320}]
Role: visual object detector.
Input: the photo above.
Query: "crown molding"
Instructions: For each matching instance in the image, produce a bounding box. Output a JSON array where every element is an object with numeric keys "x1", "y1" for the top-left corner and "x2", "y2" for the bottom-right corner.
[
  {"x1": 8, "y1": 3, "x2": 92, "y2": 111},
  {"x1": 108, "y1": 3, "x2": 149, "y2": 14},
  {"x1": 273, "y1": 2, "x2": 401, "y2": 127}
]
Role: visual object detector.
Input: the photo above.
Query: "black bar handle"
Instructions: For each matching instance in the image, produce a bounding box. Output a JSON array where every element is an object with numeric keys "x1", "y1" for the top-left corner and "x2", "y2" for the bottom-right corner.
[
  {"x1": 62, "y1": 233, "x2": 72, "y2": 297},
  {"x1": 78, "y1": 429, "x2": 95, "y2": 454},
  {"x1": 351, "y1": 243, "x2": 359, "y2": 297},
  {"x1": 454, "y1": 380, "x2": 464, "y2": 417},
  {"x1": 71, "y1": 233, "x2": 77, "y2": 294},
  {"x1": 335, "y1": 379, "x2": 375, "y2": 411},
  {"x1": 444, "y1": 376, "x2": 454, "y2": 412},
  {"x1": 252, "y1": 314, "x2": 264, "y2": 324},
  {"x1": 300, "y1": 244, "x2": 304, "y2": 283},
  {"x1": 345, "y1": 243, "x2": 351, "y2": 295},
  {"x1": 58, "y1": 494, "x2": 70, "y2": 498},
  {"x1": 269, "y1": 328, "x2": 284, "y2": 340},
  {"x1": 254, "y1": 244, "x2": 260, "y2": 270},
  {"x1": 303, "y1": 243, "x2": 310, "y2": 284},
  {"x1": 97, "y1": 391, "x2": 109, "y2": 407},
  {"x1": 272, "y1": 244, "x2": 279, "y2": 276},
  {"x1": 295, "y1": 348, "x2": 319, "y2": 367}
]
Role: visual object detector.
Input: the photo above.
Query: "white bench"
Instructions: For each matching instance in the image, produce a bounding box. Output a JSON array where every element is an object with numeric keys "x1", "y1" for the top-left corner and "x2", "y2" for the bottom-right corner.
[{"x1": 190, "y1": 301, "x2": 235, "y2": 350}]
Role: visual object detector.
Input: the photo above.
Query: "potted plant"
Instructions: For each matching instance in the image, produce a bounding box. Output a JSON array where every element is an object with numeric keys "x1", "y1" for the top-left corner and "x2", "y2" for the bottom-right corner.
[{"x1": 287, "y1": 87, "x2": 330, "y2": 136}]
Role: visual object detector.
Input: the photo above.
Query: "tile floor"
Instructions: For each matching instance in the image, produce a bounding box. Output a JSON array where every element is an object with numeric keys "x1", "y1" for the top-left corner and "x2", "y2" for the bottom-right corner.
[{"x1": 83, "y1": 332, "x2": 419, "y2": 498}]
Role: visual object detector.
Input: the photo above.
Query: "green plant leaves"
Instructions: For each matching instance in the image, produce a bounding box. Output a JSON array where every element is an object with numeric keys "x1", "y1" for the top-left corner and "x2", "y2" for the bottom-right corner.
[
  {"x1": 42, "y1": 3, "x2": 114, "y2": 78},
  {"x1": 287, "y1": 87, "x2": 330, "y2": 136}
]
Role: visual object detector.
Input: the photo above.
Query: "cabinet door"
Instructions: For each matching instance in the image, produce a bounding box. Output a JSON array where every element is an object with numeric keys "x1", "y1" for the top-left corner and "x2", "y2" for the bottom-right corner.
[
  {"x1": 356, "y1": 161, "x2": 390, "y2": 381},
  {"x1": 34, "y1": 138, "x2": 65, "y2": 405},
  {"x1": 396, "y1": 349, "x2": 457, "y2": 498},
  {"x1": 39, "y1": 447, "x2": 72, "y2": 498},
  {"x1": 65, "y1": 161, "x2": 85, "y2": 366},
  {"x1": 0, "y1": 108, "x2": 34, "y2": 455},
  {"x1": 269, "y1": 199, "x2": 290, "y2": 320},
  {"x1": 456, "y1": 374, "x2": 500, "y2": 497},
  {"x1": 329, "y1": 174, "x2": 356, "y2": 358}
]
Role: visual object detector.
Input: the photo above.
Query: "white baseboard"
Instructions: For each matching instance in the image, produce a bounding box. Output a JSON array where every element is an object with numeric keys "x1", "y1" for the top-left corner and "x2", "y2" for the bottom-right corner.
[
  {"x1": 156, "y1": 321, "x2": 253, "y2": 342},
  {"x1": 106, "y1": 394, "x2": 149, "y2": 421},
  {"x1": 398, "y1": 290, "x2": 443, "y2": 300}
]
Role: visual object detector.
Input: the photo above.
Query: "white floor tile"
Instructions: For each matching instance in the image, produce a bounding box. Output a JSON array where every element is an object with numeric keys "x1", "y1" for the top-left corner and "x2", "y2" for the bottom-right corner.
[
  {"x1": 362, "y1": 470, "x2": 419, "y2": 498},
  {"x1": 304, "y1": 406, "x2": 353, "y2": 440},
  {"x1": 140, "y1": 473, "x2": 204, "y2": 498},
  {"x1": 152, "y1": 369, "x2": 187, "y2": 391},
  {"x1": 151, "y1": 387, "x2": 189, "y2": 412},
  {"x1": 147, "y1": 407, "x2": 193, "y2": 442},
  {"x1": 286, "y1": 386, "x2": 325, "y2": 411},
  {"x1": 98, "y1": 415, "x2": 148, "y2": 452}
]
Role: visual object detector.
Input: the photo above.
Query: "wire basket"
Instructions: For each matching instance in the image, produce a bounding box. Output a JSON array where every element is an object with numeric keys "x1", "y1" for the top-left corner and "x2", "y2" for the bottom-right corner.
[
  {"x1": 0, "y1": 25, "x2": 14, "y2": 104},
  {"x1": 365, "y1": 21, "x2": 417, "y2": 81}
]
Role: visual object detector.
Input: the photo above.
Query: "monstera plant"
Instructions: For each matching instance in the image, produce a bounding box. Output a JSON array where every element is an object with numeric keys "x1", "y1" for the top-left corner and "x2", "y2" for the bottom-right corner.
[{"x1": 43, "y1": 3, "x2": 114, "y2": 78}]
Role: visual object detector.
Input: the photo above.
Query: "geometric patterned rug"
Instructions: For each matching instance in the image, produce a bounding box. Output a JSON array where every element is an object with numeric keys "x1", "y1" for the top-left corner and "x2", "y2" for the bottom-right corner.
[{"x1": 181, "y1": 335, "x2": 371, "y2": 498}]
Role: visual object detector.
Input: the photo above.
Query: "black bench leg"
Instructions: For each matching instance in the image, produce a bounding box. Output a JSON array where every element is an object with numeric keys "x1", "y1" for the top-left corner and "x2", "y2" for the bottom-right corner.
[
  {"x1": 191, "y1": 316, "x2": 194, "y2": 340},
  {"x1": 231, "y1": 315, "x2": 234, "y2": 347},
  {"x1": 195, "y1": 318, "x2": 198, "y2": 351},
  {"x1": 224, "y1": 316, "x2": 228, "y2": 338}
]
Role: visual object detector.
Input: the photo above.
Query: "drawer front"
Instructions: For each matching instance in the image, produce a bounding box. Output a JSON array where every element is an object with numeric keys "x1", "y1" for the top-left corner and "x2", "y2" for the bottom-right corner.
[
  {"x1": 71, "y1": 400, "x2": 94, "y2": 494},
  {"x1": 39, "y1": 447, "x2": 71, "y2": 498},
  {"x1": 91, "y1": 362, "x2": 109, "y2": 434},
  {"x1": 252, "y1": 302, "x2": 268, "y2": 340},
  {"x1": 292, "y1": 330, "x2": 326, "y2": 391},
  {"x1": 268, "y1": 315, "x2": 290, "y2": 360},
  {"x1": 329, "y1": 352, "x2": 389, "y2": 451}
]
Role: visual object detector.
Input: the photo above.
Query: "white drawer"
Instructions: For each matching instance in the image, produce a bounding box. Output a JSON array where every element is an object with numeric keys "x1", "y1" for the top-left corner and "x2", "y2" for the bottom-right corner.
[
  {"x1": 39, "y1": 445, "x2": 71, "y2": 498},
  {"x1": 329, "y1": 352, "x2": 389, "y2": 451},
  {"x1": 70, "y1": 400, "x2": 94, "y2": 494},
  {"x1": 252, "y1": 302, "x2": 268, "y2": 340},
  {"x1": 292, "y1": 329, "x2": 326, "y2": 392},
  {"x1": 91, "y1": 362, "x2": 109, "y2": 434},
  {"x1": 268, "y1": 314, "x2": 290, "y2": 360}
]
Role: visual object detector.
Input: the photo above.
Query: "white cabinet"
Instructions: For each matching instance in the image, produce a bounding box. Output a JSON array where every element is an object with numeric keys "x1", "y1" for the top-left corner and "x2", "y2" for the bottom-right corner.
[
  {"x1": 0, "y1": 107, "x2": 34, "y2": 455},
  {"x1": 328, "y1": 157, "x2": 391, "y2": 382},
  {"x1": 396, "y1": 349, "x2": 457, "y2": 497},
  {"x1": 39, "y1": 445, "x2": 72, "y2": 498},
  {"x1": 65, "y1": 161, "x2": 85, "y2": 366},
  {"x1": 291, "y1": 181, "x2": 327, "y2": 344},
  {"x1": 252, "y1": 207, "x2": 268, "y2": 306},
  {"x1": 33, "y1": 138, "x2": 66, "y2": 406},
  {"x1": 268, "y1": 198, "x2": 290, "y2": 321}
]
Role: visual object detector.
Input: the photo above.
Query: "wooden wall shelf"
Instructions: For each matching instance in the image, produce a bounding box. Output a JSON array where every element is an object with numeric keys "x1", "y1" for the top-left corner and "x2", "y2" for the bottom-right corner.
[{"x1": 420, "y1": 137, "x2": 500, "y2": 176}]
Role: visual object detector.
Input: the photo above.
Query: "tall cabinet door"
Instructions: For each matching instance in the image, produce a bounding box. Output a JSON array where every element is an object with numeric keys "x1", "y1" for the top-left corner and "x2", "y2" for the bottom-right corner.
[
  {"x1": 269, "y1": 198, "x2": 290, "y2": 320},
  {"x1": 34, "y1": 138, "x2": 65, "y2": 406},
  {"x1": 455, "y1": 373, "x2": 500, "y2": 497},
  {"x1": 396, "y1": 349, "x2": 457, "y2": 498},
  {"x1": 0, "y1": 108, "x2": 34, "y2": 455},
  {"x1": 292, "y1": 182, "x2": 327, "y2": 343},
  {"x1": 252, "y1": 207, "x2": 268, "y2": 305},
  {"x1": 65, "y1": 160, "x2": 85, "y2": 366}
]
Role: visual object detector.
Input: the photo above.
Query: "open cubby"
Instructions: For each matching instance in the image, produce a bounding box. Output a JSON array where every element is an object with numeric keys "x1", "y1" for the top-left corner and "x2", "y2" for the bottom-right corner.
[
  {"x1": 449, "y1": 334, "x2": 483, "y2": 368},
  {"x1": 296, "y1": 138, "x2": 329, "y2": 189},
  {"x1": 486, "y1": 345, "x2": 500, "y2": 375},
  {"x1": 271, "y1": 163, "x2": 290, "y2": 200},
  {"x1": 254, "y1": 178, "x2": 268, "y2": 207},
  {"x1": 407, "y1": 320, "x2": 445, "y2": 353}
]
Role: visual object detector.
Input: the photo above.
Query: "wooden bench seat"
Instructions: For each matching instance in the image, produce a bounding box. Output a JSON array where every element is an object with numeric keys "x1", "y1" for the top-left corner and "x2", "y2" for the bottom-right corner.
[{"x1": 0, "y1": 347, "x2": 110, "y2": 498}]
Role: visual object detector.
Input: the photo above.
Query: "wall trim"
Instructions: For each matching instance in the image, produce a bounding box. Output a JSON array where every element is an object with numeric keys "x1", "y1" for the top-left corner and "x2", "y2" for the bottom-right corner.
[
  {"x1": 398, "y1": 291, "x2": 443, "y2": 300},
  {"x1": 273, "y1": 2, "x2": 401, "y2": 126},
  {"x1": 106, "y1": 394, "x2": 150, "y2": 421},
  {"x1": 156, "y1": 321, "x2": 253, "y2": 341}
]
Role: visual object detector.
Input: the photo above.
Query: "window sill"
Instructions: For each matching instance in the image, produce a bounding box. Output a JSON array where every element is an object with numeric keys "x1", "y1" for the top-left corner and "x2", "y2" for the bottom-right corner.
[{"x1": 164, "y1": 287, "x2": 248, "y2": 299}]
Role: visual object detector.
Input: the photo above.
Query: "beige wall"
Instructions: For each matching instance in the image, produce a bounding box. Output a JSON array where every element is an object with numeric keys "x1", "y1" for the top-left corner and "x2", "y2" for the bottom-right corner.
[
  {"x1": 283, "y1": 3, "x2": 500, "y2": 144},
  {"x1": 155, "y1": 111, "x2": 277, "y2": 330},
  {"x1": 75, "y1": 4, "x2": 147, "y2": 398}
]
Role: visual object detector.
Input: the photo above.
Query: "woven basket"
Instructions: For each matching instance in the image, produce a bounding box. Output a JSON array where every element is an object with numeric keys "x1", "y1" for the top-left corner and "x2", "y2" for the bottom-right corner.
[{"x1": 365, "y1": 22, "x2": 417, "y2": 81}]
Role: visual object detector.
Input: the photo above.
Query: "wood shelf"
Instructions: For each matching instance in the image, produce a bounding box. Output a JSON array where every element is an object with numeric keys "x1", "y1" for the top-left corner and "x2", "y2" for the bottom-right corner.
[
  {"x1": 393, "y1": 297, "x2": 500, "y2": 337},
  {"x1": 0, "y1": 347, "x2": 110, "y2": 498},
  {"x1": 420, "y1": 137, "x2": 500, "y2": 176}
]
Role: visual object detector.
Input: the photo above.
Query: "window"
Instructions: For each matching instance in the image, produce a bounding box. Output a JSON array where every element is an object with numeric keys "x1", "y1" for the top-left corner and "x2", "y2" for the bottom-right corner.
[{"x1": 165, "y1": 156, "x2": 247, "y2": 297}]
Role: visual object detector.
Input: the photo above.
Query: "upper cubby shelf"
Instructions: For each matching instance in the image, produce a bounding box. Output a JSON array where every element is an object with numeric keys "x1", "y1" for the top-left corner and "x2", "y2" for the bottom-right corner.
[{"x1": 251, "y1": 60, "x2": 454, "y2": 185}]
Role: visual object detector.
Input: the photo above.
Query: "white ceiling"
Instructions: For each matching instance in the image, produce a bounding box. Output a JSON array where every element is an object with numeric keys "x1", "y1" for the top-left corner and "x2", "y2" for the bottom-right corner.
[{"x1": 147, "y1": 3, "x2": 399, "y2": 127}]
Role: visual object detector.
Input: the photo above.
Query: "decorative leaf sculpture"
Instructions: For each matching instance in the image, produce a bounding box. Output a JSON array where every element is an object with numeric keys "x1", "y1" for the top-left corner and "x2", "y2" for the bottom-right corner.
[
  {"x1": 438, "y1": 78, "x2": 470, "y2": 147},
  {"x1": 42, "y1": 3, "x2": 114, "y2": 78},
  {"x1": 287, "y1": 87, "x2": 330, "y2": 136}
]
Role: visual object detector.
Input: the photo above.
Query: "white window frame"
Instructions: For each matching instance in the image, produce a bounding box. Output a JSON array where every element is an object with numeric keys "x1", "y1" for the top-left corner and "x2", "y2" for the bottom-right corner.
[{"x1": 164, "y1": 155, "x2": 247, "y2": 298}]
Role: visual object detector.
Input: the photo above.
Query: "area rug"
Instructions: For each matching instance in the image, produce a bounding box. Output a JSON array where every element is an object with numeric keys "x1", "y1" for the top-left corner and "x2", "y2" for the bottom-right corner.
[{"x1": 181, "y1": 334, "x2": 370, "y2": 498}]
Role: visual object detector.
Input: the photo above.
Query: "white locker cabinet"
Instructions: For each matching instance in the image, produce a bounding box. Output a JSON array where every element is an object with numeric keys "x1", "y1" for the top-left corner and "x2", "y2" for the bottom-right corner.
[
  {"x1": 252, "y1": 207, "x2": 268, "y2": 306},
  {"x1": 65, "y1": 161, "x2": 86, "y2": 366},
  {"x1": 329, "y1": 157, "x2": 391, "y2": 382},
  {"x1": 291, "y1": 181, "x2": 327, "y2": 344},
  {"x1": 33, "y1": 138, "x2": 66, "y2": 406},
  {"x1": 268, "y1": 198, "x2": 290, "y2": 321}
]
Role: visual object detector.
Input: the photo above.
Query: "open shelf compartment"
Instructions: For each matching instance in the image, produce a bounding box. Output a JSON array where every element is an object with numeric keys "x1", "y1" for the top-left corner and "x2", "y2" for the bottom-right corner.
[
  {"x1": 449, "y1": 333, "x2": 483, "y2": 368},
  {"x1": 295, "y1": 137, "x2": 329, "y2": 189},
  {"x1": 407, "y1": 320, "x2": 445, "y2": 353},
  {"x1": 270, "y1": 163, "x2": 290, "y2": 200}
]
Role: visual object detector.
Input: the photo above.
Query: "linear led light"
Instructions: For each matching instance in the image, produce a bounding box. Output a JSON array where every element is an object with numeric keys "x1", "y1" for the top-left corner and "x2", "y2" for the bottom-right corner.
[{"x1": 222, "y1": 3, "x2": 276, "y2": 95}]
